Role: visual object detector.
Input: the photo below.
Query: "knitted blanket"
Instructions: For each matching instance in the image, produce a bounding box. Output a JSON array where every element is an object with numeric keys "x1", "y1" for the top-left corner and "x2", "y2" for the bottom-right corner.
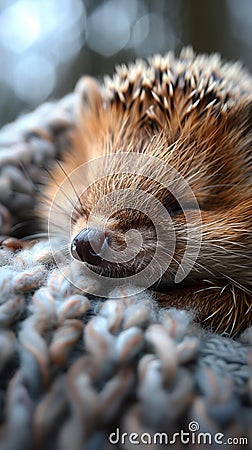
[{"x1": 0, "y1": 92, "x2": 251, "y2": 450}]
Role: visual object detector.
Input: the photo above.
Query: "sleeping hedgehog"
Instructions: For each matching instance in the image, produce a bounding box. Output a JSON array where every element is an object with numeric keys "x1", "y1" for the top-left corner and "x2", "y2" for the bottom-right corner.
[{"x1": 41, "y1": 48, "x2": 252, "y2": 335}]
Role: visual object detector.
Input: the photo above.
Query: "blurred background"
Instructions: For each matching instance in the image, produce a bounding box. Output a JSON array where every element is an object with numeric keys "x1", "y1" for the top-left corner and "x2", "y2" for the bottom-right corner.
[{"x1": 0, "y1": 0, "x2": 251, "y2": 127}]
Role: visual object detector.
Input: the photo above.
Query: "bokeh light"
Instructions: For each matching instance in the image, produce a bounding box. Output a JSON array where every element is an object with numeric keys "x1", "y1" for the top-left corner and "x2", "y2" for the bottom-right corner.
[{"x1": 0, "y1": 0, "x2": 251, "y2": 127}]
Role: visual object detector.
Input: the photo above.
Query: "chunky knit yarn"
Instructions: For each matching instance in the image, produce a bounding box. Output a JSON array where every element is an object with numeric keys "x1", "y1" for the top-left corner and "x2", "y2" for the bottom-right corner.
[{"x1": 0, "y1": 91, "x2": 251, "y2": 450}]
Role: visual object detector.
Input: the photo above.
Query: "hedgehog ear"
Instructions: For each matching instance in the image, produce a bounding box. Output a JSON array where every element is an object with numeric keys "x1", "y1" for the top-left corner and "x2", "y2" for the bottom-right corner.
[
  {"x1": 72, "y1": 76, "x2": 104, "y2": 163},
  {"x1": 75, "y1": 76, "x2": 103, "y2": 118}
]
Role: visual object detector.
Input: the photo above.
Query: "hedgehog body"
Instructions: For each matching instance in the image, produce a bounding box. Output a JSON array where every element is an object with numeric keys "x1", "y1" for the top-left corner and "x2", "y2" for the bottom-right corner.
[{"x1": 41, "y1": 48, "x2": 252, "y2": 335}]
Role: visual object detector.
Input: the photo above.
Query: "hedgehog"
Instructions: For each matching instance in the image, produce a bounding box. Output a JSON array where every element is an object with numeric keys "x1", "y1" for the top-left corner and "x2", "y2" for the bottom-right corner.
[{"x1": 40, "y1": 47, "x2": 252, "y2": 335}]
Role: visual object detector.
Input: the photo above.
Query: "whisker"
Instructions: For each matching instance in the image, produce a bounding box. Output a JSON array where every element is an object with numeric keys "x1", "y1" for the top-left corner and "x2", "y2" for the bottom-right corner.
[
  {"x1": 55, "y1": 160, "x2": 86, "y2": 216},
  {"x1": 21, "y1": 233, "x2": 50, "y2": 241},
  {"x1": 43, "y1": 166, "x2": 83, "y2": 216},
  {"x1": 18, "y1": 161, "x2": 70, "y2": 215}
]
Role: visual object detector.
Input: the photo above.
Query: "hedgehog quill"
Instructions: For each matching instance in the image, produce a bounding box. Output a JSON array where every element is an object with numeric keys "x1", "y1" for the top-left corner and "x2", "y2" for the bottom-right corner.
[{"x1": 40, "y1": 48, "x2": 252, "y2": 335}]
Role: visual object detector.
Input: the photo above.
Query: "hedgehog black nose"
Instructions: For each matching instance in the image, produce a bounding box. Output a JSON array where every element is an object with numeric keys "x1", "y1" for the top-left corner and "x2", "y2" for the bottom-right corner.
[{"x1": 71, "y1": 228, "x2": 108, "y2": 266}]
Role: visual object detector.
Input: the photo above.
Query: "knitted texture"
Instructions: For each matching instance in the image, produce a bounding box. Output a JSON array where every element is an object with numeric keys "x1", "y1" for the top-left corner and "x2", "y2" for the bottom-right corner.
[{"x1": 0, "y1": 92, "x2": 251, "y2": 450}]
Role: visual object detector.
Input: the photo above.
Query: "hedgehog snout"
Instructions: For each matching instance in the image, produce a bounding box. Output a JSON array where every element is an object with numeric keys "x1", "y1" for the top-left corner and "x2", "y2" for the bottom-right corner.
[{"x1": 71, "y1": 227, "x2": 109, "y2": 266}]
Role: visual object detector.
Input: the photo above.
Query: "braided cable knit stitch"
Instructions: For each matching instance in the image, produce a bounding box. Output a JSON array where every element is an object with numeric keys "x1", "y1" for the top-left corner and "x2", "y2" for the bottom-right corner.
[{"x1": 0, "y1": 92, "x2": 251, "y2": 450}]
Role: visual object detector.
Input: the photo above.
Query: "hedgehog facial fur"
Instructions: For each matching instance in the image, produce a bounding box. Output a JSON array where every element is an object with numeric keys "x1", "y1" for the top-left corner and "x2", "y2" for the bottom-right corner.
[{"x1": 41, "y1": 48, "x2": 252, "y2": 335}]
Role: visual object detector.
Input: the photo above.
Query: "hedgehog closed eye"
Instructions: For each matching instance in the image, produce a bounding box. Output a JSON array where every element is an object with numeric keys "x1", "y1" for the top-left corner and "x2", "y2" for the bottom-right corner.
[{"x1": 39, "y1": 47, "x2": 252, "y2": 336}]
